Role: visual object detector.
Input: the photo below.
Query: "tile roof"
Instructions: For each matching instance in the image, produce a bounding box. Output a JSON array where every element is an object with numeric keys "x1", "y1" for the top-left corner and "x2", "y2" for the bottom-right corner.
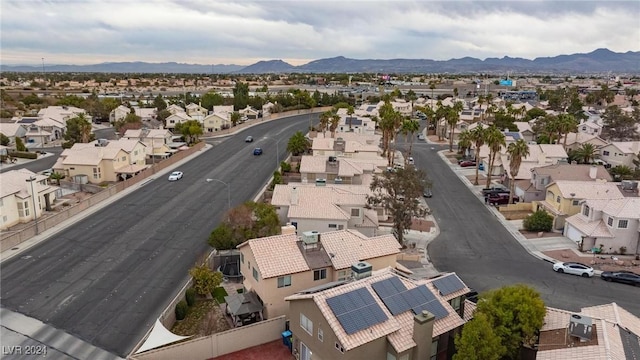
[
  {"x1": 285, "y1": 269, "x2": 468, "y2": 353},
  {"x1": 237, "y1": 233, "x2": 309, "y2": 279},
  {"x1": 553, "y1": 181, "x2": 624, "y2": 200},
  {"x1": 272, "y1": 185, "x2": 369, "y2": 220},
  {"x1": 514, "y1": 121, "x2": 533, "y2": 133},
  {"x1": 62, "y1": 146, "x2": 122, "y2": 166},
  {"x1": 564, "y1": 215, "x2": 614, "y2": 238},
  {"x1": 561, "y1": 132, "x2": 606, "y2": 146},
  {"x1": 0, "y1": 123, "x2": 25, "y2": 136},
  {"x1": 534, "y1": 163, "x2": 612, "y2": 182},
  {"x1": 0, "y1": 169, "x2": 52, "y2": 199},
  {"x1": 609, "y1": 141, "x2": 640, "y2": 154},
  {"x1": 319, "y1": 230, "x2": 400, "y2": 270},
  {"x1": 105, "y1": 139, "x2": 145, "y2": 153}
]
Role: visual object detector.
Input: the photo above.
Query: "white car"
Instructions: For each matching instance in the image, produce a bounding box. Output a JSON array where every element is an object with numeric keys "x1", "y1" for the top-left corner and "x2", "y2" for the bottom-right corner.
[
  {"x1": 168, "y1": 171, "x2": 184, "y2": 181},
  {"x1": 407, "y1": 157, "x2": 415, "y2": 165},
  {"x1": 552, "y1": 262, "x2": 594, "y2": 278}
]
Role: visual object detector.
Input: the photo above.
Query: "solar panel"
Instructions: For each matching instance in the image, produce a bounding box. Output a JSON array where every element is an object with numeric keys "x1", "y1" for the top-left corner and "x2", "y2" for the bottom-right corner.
[
  {"x1": 371, "y1": 277, "x2": 407, "y2": 299},
  {"x1": 326, "y1": 288, "x2": 388, "y2": 335},
  {"x1": 410, "y1": 285, "x2": 449, "y2": 320},
  {"x1": 432, "y1": 274, "x2": 466, "y2": 296}
]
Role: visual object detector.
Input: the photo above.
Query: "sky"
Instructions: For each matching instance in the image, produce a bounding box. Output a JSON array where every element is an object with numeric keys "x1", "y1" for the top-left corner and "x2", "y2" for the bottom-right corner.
[{"x1": 1, "y1": 0, "x2": 639, "y2": 66}]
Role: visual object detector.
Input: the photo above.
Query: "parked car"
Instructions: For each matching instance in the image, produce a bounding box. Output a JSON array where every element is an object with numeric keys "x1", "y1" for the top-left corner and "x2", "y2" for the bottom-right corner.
[
  {"x1": 459, "y1": 160, "x2": 476, "y2": 167},
  {"x1": 407, "y1": 157, "x2": 415, "y2": 165},
  {"x1": 417, "y1": 134, "x2": 426, "y2": 141},
  {"x1": 482, "y1": 185, "x2": 509, "y2": 197},
  {"x1": 486, "y1": 193, "x2": 518, "y2": 205},
  {"x1": 253, "y1": 148, "x2": 263, "y2": 155},
  {"x1": 600, "y1": 271, "x2": 640, "y2": 286},
  {"x1": 423, "y1": 188, "x2": 433, "y2": 198},
  {"x1": 40, "y1": 169, "x2": 54, "y2": 176},
  {"x1": 168, "y1": 171, "x2": 183, "y2": 181},
  {"x1": 552, "y1": 262, "x2": 594, "y2": 277},
  {"x1": 245, "y1": 136, "x2": 253, "y2": 142}
]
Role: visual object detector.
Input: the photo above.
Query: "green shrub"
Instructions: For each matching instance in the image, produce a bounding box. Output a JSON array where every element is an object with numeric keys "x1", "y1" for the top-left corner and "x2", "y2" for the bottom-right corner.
[
  {"x1": 523, "y1": 210, "x2": 553, "y2": 232},
  {"x1": 280, "y1": 161, "x2": 292, "y2": 173},
  {"x1": 175, "y1": 300, "x2": 188, "y2": 320},
  {"x1": 185, "y1": 288, "x2": 196, "y2": 307},
  {"x1": 8, "y1": 151, "x2": 37, "y2": 159}
]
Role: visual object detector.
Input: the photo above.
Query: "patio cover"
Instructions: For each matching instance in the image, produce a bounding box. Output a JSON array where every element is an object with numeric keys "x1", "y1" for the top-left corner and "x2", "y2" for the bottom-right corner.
[
  {"x1": 135, "y1": 319, "x2": 190, "y2": 354},
  {"x1": 224, "y1": 292, "x2": 263, "y2": 317},
  {"x1": 115, "y1": 164, "x2": 148, "y2": 174}
]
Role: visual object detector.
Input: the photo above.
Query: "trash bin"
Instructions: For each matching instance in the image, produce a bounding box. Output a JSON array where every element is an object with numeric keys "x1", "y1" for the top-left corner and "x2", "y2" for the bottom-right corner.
[{"x1": 282, "y1": 330, "x2": 292, "y2": 352}]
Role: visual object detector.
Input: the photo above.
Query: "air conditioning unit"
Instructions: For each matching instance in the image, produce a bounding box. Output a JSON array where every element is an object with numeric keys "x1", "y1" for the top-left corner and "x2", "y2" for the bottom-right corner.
[
  {"x1": 302, "y1": 231, "x2": 319, "y2": 245},
  {"x1": 351, "y1": 261, "x2": 373, "y2": 280}
]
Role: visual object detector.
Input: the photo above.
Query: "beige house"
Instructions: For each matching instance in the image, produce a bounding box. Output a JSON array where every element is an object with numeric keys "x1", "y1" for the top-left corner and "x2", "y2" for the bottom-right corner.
[
  {"x1": 133, "y1": 107, "x2": 157, "y2": 121},
  {"x1": 262, "y1": 102, "x2": 276, "y2": 117},
  {"x1": 312, "y1": 132, "x2": 382, "y2": 160},
  {"x1": 298, "y1": 155, "x2": 385, "y2": 186},
  {"x1": 564, "y1": 198, "x2": 640, "y2": 254},
  {"x1": 271, "y1": 184, "x2": 382, "y2": 236},
  {"x1": 482, "y1": 143, "x2": 568, "y2": 181},
  {"x1": 599, "y1": 141, "x2": 640, "y2": 168},
  {"x1": 203, "y1": 112, "x2": 232, "y2": 132},
  {"x1": 164, "y1": 112, "x2": 193, "y2": 130},
  {"x1": 166, "y1": 104, "x2": 185, "y2": 115},
  {"x1": 238, "y1": 105, "x2": 260, "y2": 119},
  {"x1": 123, "y1": 129, "x2": 173, "y2": 160},
  {"x1": 513, "y1": 121, "x2": 536, "y2": 142},
  {"x1": 0, "y1": 169, "x2": 58, "y2": 230},
  {"x1": 237, "y1": 229, "x2": 401, "y2": 319},
  {"x1": 54, "y1": 139, "x2": 147, "y2": 183},
  {"x1": 560, "y1": 132, "x2": 608, "y2": 152},
  {"x1": 185, "y1": 103, "x2": 207, "y2": 118},
  {"x1": 285, "y1": 269, "x2": 473, "y2": 360},
  {"x1": 537, "y1": 303, "x2": 640, "y2": 360},
  {"x1": 536, "y1": 181, "x2": 624, "y2": 230},
  {"x1": 110, "y1": 105, "x2": 131, "y2": 123},
  {"x1": 0, "y1": 123, "x2": 27, "y2": 145}
]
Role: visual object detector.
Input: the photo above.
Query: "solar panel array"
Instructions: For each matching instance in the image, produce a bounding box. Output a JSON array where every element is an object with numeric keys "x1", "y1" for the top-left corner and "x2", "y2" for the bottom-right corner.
[
  {"x1": 432, "y1": 274, "x2": 466, "y2": 296},
  {"x1": 326, "y1": 288, "x2": 388, "y2": 335},
  {"x1": 372, "y1": 278, "x2": 450, "y2": 319}
]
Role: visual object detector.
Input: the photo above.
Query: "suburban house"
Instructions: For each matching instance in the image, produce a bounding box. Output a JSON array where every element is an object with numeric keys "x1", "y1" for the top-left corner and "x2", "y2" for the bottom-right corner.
[
  {"x1": 23, "y1": 124, "x2": 54, "y2": 147},
  {"x1": 598, "y1": 141, "x2": 640, "y2": 168},
  {"x1": 0, "y1": 123, "x2": 27, "y2": 145},
  {"x1": 564, "y1": 198, "x2": 640, "y2": 255},
  {"x1": 514, "y1": 164, "x2": 612, "y2": 203},
  {"x1": 560, "y1": 132, "x2": 608, "y2": 152},
  {"x1": 535, "y1": 181, "x2": 624, "y2": 230},
  {"x1": 577, "y1": 120, "x2": 603, "y2": 136},
  {"x1": 297, "y1": 155, "x2": 385, "y2": 186},
  {"x1": 185, "y1": 103, "x2": 208, "y2": 120},
  {"x1": 122, "y1": 129, "x2": 173, "y2": 160},
  {"x1": 133, "y1": 107, "x2": 157, "y2": 122},
  {"x1": 271, "y1": 184, "x2": 383, "y2": 236},
  {"x1": 238, "y1": 105, "x2": 260, "y2": 119},
  {"x1": 0, "y1": 169, "x2": 58, "y2": 230},
  {"x1": 164, "y1": 112, "x2": 193, "y2": 130},
  {"x1": 284, "y1": 268, "x2": 473, "y2": 360},
  {"x1": 311, "y1": 132, "x2": 382, "y2": 160},
  {"x1": 166, "y1": 104, "x2": 185, "y2": 115},
  {"x1": 53, "y1": 139, "x2": 147, "y2": 183},
  {"x1": 110, "y1": 105, "x2": 131, "y2": 123},
  {"x1": 202, "y1": 111, "x2": 232, "y2": 132},
  {"x1": 536, "y1": 303, "x2": 640, "y2": 360},
  {"x1": 513, "y1": 122, "x2": 536, "y2": 142},
  {"x1": 236, "y1": 228, "x2": 402, "y2": 319},
  {"x1": 481, "y1": 143, "x2": 568, "y2": 180},
  {"x1": 262, "y1": 102, "x2": 276, "y2": 117}
]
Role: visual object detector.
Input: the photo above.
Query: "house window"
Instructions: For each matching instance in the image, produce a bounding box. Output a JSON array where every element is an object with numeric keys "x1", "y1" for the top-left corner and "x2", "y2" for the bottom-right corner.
[
  {"x1": 318, "y1": 328, "x2": 323, "y2": 342},
  {"x1": 583, "y1": 206, "x2": 590, "y2": 217},
  {"x1": 17, "y1": 201, "x2": 29, "y2": 217},
  {"x1": 572, "y1": 200, "x2": 580, "y2": 206},
  {"x1": 449, "y1": 296, "x2": 461, "y2": 312},
  {"x1": 300, "y1": 313, "x2": 313, "y2": 335},
  {"x1": 122, "y1": 156, "x2": 126, "y2": 161},
  {"x1": 335, "y1": 342, "x2": 344, "y2": 353},
  {"x1": 291, "y1": 222, "x2": 298, "y2": 229},
  {"x1": 430, "y1": 338, "x2": 439, "y2": 360},
  {"x1": 277, "y1": 275, "x2": 291, "y2": 288},
  {"x1": 338, "y1": 225, "x2": 344, "y2": 230},
  {"x1": 328, "y1": 224, "x2": 337, "y2": 228},
  {"x1": 93, "y1": 167, "x2": 101, "y2": 180},
  {"x1": 556, "y1": 196, "x2": 561, "y2": 203},
  {"x1": 240, "y1": 253, "x2": 244, "y2": 264},
  {"x1": 252, "y1": 267, "x2": 259, "y2": 281},
  {"x1": 618, "y1": 220, "x2": 629, "y2": 229},
  {"x1": 0, "y1": 198, "x2": 3, "y2": 207},
  {"x1": 314, "y1": 269, "x2": 327, "y2": 281},
  {"x1": 351, "y1": 208, "x2": 360, "y2": 216},
  {"x1": 607, "y1": 217, "x2": 614, "y2": 226},
  {"x1": 602, "y1": 150, "x2": 610, "y2": 156}
]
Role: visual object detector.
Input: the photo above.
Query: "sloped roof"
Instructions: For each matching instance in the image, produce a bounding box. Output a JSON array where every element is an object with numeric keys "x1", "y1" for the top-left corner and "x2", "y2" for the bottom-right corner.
[
  {"x1": 553, "y1": 181, "x2": 624, "y2": 200},
  {"x1": 272, "y1": 185, "x2": 370, "y2": 220},
  {"x1": 564, "y1": 215, "x2": 615, "y2": 238},
  {"x1": 319, "y1": 230, "x2": 400, "y2": 270},
  {"x1": 534, "y1": 164, "x2": 612, "y2": 182}
]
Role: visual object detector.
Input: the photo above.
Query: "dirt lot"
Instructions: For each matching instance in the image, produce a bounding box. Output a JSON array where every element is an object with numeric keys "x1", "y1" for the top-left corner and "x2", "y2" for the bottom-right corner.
[{"x1": 543, "y1": 249, "x2": 640, "y2": 273}]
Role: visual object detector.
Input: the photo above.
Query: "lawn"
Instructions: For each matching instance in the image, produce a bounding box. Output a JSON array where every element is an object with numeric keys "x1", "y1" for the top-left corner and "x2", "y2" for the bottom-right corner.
[{"x1": 212, "y1": 286, "x2": 228, "y2": 303}]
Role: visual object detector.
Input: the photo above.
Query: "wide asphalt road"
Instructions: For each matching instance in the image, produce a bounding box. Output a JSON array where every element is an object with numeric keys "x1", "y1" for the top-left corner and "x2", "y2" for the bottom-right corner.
[
  {"x1": 0, "y1": 114, "x2": 316, "y2": 357},
  {"x1": 0, "y1": 147, "x2": 63, "y2": 174},
  {"x1": 411, "y1": 142, "x2": 640, "y2": 316}
]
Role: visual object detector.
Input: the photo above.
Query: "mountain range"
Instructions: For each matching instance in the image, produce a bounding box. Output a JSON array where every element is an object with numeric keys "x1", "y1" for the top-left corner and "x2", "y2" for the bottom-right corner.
[{"x1": 1, "y1": 49, "x2": 638, "y2": 74}]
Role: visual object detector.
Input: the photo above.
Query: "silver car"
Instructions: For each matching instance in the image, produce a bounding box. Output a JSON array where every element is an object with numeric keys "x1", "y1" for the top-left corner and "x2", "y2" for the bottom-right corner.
[
  {"x1": 552, "y1": 262, "x2": 594, "y2": 278},
  {"x1": 168, "y1": 171, "x2": 183, "y2": 181}
]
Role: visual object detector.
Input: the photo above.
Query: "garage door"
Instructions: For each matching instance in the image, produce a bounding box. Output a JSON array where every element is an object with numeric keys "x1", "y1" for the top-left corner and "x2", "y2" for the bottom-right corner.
[{"x1": 564, "y1": 224, "x2": 583, "y2": 242}]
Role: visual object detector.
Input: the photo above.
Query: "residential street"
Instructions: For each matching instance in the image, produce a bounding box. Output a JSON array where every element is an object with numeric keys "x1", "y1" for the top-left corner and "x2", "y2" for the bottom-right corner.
[
  {"x1": 410, "y1": 141, "x2": 640, "y2": 316},
  {"x1": 0, "y1": 115, "x2": 314, "y2": 357}
]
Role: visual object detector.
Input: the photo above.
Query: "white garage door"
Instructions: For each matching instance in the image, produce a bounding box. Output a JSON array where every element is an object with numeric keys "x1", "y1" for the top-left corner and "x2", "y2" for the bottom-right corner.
[{"x1": 564, "y1": 224, "x2": 583, "y2": 242}]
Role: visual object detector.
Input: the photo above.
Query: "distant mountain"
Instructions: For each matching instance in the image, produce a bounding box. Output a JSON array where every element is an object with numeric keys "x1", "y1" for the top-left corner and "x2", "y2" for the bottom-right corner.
[
  {"x1": 0, "y1": 61, "x2": 243, "y2": 74},
  {"x1": 1, "y1": 49, "x2": 637, "y2": 74}
]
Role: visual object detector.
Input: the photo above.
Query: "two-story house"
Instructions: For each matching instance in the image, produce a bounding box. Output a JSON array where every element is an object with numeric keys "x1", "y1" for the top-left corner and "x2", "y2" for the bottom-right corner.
[
  {"x1": 559, "y1": 132, "x2": 608, "y2": 152},
  {"x1": 237, "y1": 228, "x2": 401, "y2": 319},
  {"x1": 311, "y1": 132, "x2": 382, "y2": 160},
  {"x1": 298, "y1": 155, "x2": 385, "y2": 186},
  {"x1": 515, "y1": 164, "x2": 612, "y2": 203},
  {"x1": 271, "y1": 184, "x2": 382, "y2": 236},
  {"x1": 513, "y1": 122, "x2": 536, "y2": 142},
  {"x1": 486, "y1": 143, "x2": 568, "y2": 182},
  {"x1": 536, "y1": 181, "x2": 624, "y2": 230},
  {"x1": 599, "y1": 141, "x2": 640, "y2": 168},
  {"x1": 164, "y1": 112, "x2": 193, "y2": 130},
  {"x1": 564, "y1": 198, "x2": 640, "y2": 255},
  {"x1": 202, "y1": 106, "x2": 234, "y2": 132},
  {"x1": 284, "y1": 268, "x2": 473, "y2": 360},
  {"x1": 238, "y1": 105, "x2": 260, "y2": 120},
  {"x1": 110, "y1": 105, "x2": 131, "y2": 123},
  {"x1": 0, "y1": 169, "x2": 58, "y2": 230},
  {"x1": 123, "y1": 129, "x2": 173, "y2": 160},
  {"x1": 185, "y1": 103, "x2": 207, "y2": 120},
  {"x1": 0, "y1": 123, "x2": 27, "y2": 146}
]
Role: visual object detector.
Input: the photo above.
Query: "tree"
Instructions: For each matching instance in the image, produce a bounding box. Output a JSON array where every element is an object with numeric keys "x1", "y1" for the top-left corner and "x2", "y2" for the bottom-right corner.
[
  {"x1": 115, "y1": 112, "x2": 142, "y2": 133},
  {"x1": 152, "y1": 94, "x2": 167, "y2": 110},
  {"x1": 208, "y1": 202, "x2": 281, "y2": 250},
  {"x1": 400, "y1": 119, "x2": 420, "y2": 161},
  {"x1": 506, "y1": 139, "x2": 530, "y2": 203},
  {"x1": 556, "y1": 114, "x2": 577, "y2": 148},
  {"x1": 208, "y1": 223, "x2": 236, "y2": 250},
  {"x1": 15, "y1": 136, "x2": 27, "y2": 152},
  {"x1": 475, "y1": 284, "x2": 546, "y2": 359},
  {"x1": 175, "y1": 119, "x2": 203, "y2": 145},
  {"x1": 50, "y1": 172, "x2": 65, "y2": 185},
  {"x1": 0, "y1": 133, "x2": 9, "y2": 146},
  {"x1": 453, "y1": 312, "x2": 505, "y2": 360},
  {"x1": 457, "y1": 130, "x2": 472, "y2": 157},
  {"x1": 609, "y1": 165, "x2": 634, "y2": 181},
  {"x1": 318, "y1": 110, "x2": 332, "y2": 132},
  {"x1": 347, "y1": 105, "x2": 355, "y2": 129},
  {"x1": 573, "y1": 143, "x2": 598, "y2": 164},
  {"x1": 367, "y1": 167, "x2": 430, "y2": 244},
  {"x1": 484, "y1": 126, "x2": 506, "y2": 189},
  {"x1": 469, "y1": 125, "x2": 486, "y2": 185},
  {"x1": 329, "y1": 112, "x2": 340, "y2": 137},
  {"x1": 601, "y1": 105, "x2": 640, "y2": 141},
  {"x1": 189, "y1": 264, "x2": 223, "y2": 296},
  {"x1": 523, "y1": 210, "x2": 553, "y2": 232},
  {"x1": 201, "y1": 91, "x2": 225, "y2": 110},
  {"x1": 287, "y1": 131, "x2": 310, "y2": 156},
  {"x1": 230, "y1": 112, "x2": 241, "y2": 126},
  {"x1": 232, "y1": 82, "x2": 250, "y2": 110},
  {"x1": 64, "y1": 113, "x2": 94, "y2": 145}
]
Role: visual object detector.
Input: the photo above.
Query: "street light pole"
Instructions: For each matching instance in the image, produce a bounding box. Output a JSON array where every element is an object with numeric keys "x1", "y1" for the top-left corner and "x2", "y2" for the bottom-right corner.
[
  {"x1": 27, "y1": 176, "x2": 39, "y2": 235},
  {"x1": 206, "y1": 178, "x2": 231, "y2": 210}
]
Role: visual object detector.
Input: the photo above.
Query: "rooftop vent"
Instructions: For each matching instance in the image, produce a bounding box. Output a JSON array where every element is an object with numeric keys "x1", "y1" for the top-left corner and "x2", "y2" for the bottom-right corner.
[
  {"x1": 351, "y1": 261, "x2": 373, "y2": 280},
  {"x1": 302, "y1": 231, "x2": 320, "y2": 246}
]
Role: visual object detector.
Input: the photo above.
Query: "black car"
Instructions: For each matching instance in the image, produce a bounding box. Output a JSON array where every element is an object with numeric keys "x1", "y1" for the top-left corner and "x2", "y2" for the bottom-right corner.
[
  {"x1": 423, "y1": 188, "x2": 433, "y2": 198},
  {"x1": 482, "y1": 185, "x2": 509, "y2": 197},
  {"x1": 600, "y1": 271, "x2": 640, "y2": 286}
]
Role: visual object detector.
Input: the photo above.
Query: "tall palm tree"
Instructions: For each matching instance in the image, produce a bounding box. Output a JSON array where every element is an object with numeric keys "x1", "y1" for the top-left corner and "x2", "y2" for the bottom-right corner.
[
  {"x1": 557, "y1": 114, "x2": 577, "y2": 148},
  {"x1": 470, "y1": 125, "x2": 487, "y2": 185},
  {"x1": 435, "y1": 100, "x2": 446, "y2": 141},
  {"x1": 446, "y1": 106, "x2": 460, "y2": 152},
  {"x1": 484, "y1": 126, "x2": 506, "y2": 189},
  {"x1": 347, "y1": 105, "x2": 355, "y2": 130},
  {"x1": 477, "y1": 95, "x2": 485, "y2": 122},
  {"x1": 506, "y1": 139, "x2": 530, "y2": 203},
  {"x1": 329, "y1": 112, "x2": 340, "y2": 137},
  {"x1": 457, "y1": 129, "x2": 473, "y2": 157},
  {"x1": 401, "y1": 119, "x2": 420, "y2": 162},
  {"x1": 574, "y1": 143, "x2": 598, "y2": 164},
  {"x1": 319, "y1": 110, "x2": 332, "y2": 133}
]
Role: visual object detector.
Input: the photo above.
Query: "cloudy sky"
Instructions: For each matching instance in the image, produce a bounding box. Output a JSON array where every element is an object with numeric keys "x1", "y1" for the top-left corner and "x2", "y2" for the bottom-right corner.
[{"x1": 2, "y1": 0, "x2": 638, "y2": 66}]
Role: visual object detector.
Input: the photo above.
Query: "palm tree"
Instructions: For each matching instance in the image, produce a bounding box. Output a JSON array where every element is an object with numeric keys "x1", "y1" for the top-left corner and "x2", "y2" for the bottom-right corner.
[
  {"x1": 506, "y1": 139, "x2": 530, "y2": 203},
  {"x1": 485, "y1": 126, "x2": 506, "y2": 189},
  {"x1": 319, "y1": 110, "x2": 332, "y2": 133},
  {"x1": 477, "y1": 95, "x2": 485, "y2": 122},
  {"x1": 446, "y1": 106, "x2": 460, "y2": 152},
  {"x1": 347, "y1": 106, "x2": 355, "y2": 130},
  {"x1": 329, "y1": 112, "x2": 340, "y2": 137},
  {"x1": 470, "y1": 125, "x2": 487, "y2": 185},
  {"x1": 287, "y1": 131, "x2": 311, "y2": 156},
  {"x1": 435, "y1": 100, "x2": 446, "y2": 141},
  {"x1": 557, "y1": 114, "x2": 577, "y2": 148},
  {"x1": 401, "y1": 119, "x2": 420, "y2": 162},
  {"x1": 574, "y1": 143, "x2": 598, "y2": 164},
  {"x1": 457, "y1": 130, "x2": 473, "y2": 157}
]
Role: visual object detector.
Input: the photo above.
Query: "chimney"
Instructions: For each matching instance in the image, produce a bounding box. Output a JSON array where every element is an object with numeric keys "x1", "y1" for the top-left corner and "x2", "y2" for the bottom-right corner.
[
  {"x1": 281, "y1": 224, "x2": 297, "y2": 235},
  {"x1": 291, "y1": 187, "x2": 298, "y2": 205},
  {"x1": 412, "y1": 310, "x2": 436, "y2": 360},
  {"x1": 589, "y1": 165, "x2": 598, "y2": 180}
]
